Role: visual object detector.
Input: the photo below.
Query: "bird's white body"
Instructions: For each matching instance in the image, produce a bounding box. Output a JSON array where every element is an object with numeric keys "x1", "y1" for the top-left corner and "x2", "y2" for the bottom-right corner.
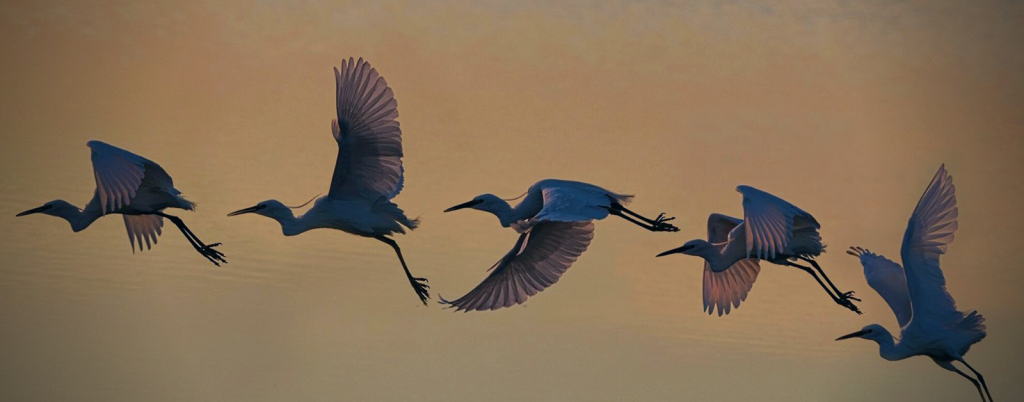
[
  {"x1": 254, "y1": 196, "x2": 416, "y2": 238},
  {"x1": 441, "y1": 178, "x2": 677, "y2": 312},
  {"x1": 473, "y1": 179, "x2": 633, "y2": 231},
  {"x1": 229, "y1": 57, "x2": 428, "y2": 304},
  {"x1": 17, "y1": 141, "x2": 224, "y2": 264},
  {"x1": 842, "y1": 165, "x2": 991, "y2": 401}
]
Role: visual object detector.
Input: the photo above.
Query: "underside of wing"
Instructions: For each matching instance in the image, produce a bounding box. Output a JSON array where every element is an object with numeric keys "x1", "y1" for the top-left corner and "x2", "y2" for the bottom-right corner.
[
  {"x1": 707, "y1": 213, "x2": 743, "y2": 243},
  {"x1": 88, "y1": 141, "x2": 169, "y2": 214},
  {"x1": 440, "y1": 221, "x2": 595, "y2": 312},
  {"x1": 703, "y1": 258, "x2": 760, "y2": 316},
  {"x1": 328, "y1": 58, "x2": 404, "y2": 200},
  {"x1": 900, "y1": 164, "x2": 963, "y2": 326},
  {"x1": 738, "y1": 185, "x2": 819, "y2": 260},
  {"x1": 851, "y1": 248, "x2": 913, "y2": 329},
  {"x1": 123, "y1": 215, "x2": 164, "y2": 253}
]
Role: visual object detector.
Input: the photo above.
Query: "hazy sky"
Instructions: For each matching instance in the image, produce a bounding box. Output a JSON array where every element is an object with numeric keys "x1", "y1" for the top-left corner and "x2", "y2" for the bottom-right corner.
[{"x1": 1, "y1": 1, "x2": 1022, "y2": 401}]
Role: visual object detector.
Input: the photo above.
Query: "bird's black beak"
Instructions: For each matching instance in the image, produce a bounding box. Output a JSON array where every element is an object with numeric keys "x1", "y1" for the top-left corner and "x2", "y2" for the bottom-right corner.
[
  {"x1": 835, "y1": 330, "x2": 868, "y2": 341},
  {"x1": 227, "y1": 205, "x2": 263, "y2": 217},
  {"x1": 656, "y1": 245, "x2": 690, "y2": 257},
  {"x1": 16, "y1": 205, "x2": 50, "y2": 217},
  {"x1": 444, "y1": 200, "x2": 481, "y2": 213}
]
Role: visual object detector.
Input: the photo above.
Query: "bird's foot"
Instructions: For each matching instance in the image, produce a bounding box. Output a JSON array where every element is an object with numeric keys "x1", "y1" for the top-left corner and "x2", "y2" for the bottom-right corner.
[
  {"x1": 410, "y1": 276, "x2": 430, "y2": 306},
  {"x1": 198, "y1": 242, "x2": 227, "y2": 266},
  {"x1": 840, "y1": 290, "x2": 861, "y2": 302},
  {"x1": 838, "y1": 296, "x2": 862, "y2": 315},
  {"x1": 653, "y1": 213, "x2": 679, "y2": 232}
]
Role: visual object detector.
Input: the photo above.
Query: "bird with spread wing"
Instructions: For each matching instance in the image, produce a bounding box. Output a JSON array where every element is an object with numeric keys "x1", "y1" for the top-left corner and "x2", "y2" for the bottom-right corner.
[
  {"x1": 439, "y1": 179, "x2": 679, "y2": 312},
  {"x1": 839, "y1": 165, "x2": 992, "y2": 402},
  {"x1": 658, "y1": 185, "x2": 860, "y2": 315},
  {"x1": 228, "y1": 58, "x2": 428, "y2": 305},
  {"x1": 17, "y1": 141, "x2": 226, "y2": 266}
]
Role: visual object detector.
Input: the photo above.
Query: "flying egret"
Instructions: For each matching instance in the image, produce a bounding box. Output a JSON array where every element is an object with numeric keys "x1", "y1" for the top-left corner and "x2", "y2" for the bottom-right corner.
[
  {"x1": 657, "y1": 185, "x2": 861, "y2": 315},
  {"x1": 438, "y1": 179, "x2": 679, "y2": 311},
  {"x1": 228, "y1": 57, "x2": 429, "y2": 305},
  {"x1": 17, "y1": 141, "x2": 226, "y2": 266},
  {"x1": 839, "y1": 165, "x2": 992, "y2": 402}
]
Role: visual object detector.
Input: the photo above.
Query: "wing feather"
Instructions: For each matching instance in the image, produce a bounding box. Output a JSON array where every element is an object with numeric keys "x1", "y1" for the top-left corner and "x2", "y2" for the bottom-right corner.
[
  {"x1": 328, "y1": 58, "x2": 404, "y2": 201},
  {"x1": 851, "y1": 249, "x2": 912, "y2": 329},
  {"x1": 707, "y1": 213, "x2": 743, "y2": 243},
  {"x1": 88, "y1": 141, "x2": 171, "y2": 214},
  {"x1": 900, "y1": 164, "x2": 964, "y2": 327},
  {"x1": 123, "y1": 215, "x2": 164, "y2": 253},
  {"x1": 738, "y1": 185, "x2": 819, "y2": 259},
  {"x1": 441, "y1": 222, "x2": 595, "y2": 312},
  {"x1": 702, "y1": 258, "x2": 761, "y2": 316}
]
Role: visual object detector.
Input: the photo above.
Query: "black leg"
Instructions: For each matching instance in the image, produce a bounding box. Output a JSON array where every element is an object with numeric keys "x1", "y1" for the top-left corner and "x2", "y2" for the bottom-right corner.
[
  {"x1": 375, "y1": 235, "x2": 429, "y2": 305},
  {"x1": 786, "y1": 261, "x2": 861, "y2": 314},
  {"x1": 960, "y1": 359, "x2": 994, "y2": 402},
  {"x1": 155, "y1": 213, "x2": 226, "y2": 266},
  {"x1": 798, "y1": 257, "x2": 861, "y2": 302},
  {"x1": 949, "y1": 365, "x2": 987, "y2": 402},
  {"x1": 609, "y1": 203, "x2": 679, "y2": 232}
]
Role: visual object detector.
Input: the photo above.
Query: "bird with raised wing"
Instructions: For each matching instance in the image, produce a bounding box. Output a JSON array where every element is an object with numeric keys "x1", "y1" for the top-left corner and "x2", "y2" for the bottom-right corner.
[
  {"x1": 657, "y1": 185, "x2": 860, "y2": 316},
  {"x1": 439, "y1": 179, "x2": 679, "y2": 312},
  {"x1": 17, "y1": 141, "x2": 226, "y2": 266},
  {"x1": 228, "y1": 57, "x2": 428, "y2": 305},
  {"x1": 839, "y1": 165, "x2": 992, "y2": 402}
]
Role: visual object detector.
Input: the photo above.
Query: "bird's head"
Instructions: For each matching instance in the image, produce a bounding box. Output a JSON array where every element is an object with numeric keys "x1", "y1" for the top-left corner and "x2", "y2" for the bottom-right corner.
[
  {"x1": 227, "y1": 200, "x2": 291, "y2": 219},
  {"x1": 656, "y1": 239, "x2": 711, "y2": 258},
  {"x1": 16, "y1": 200, "x2": 79, "y2": 219},
  {"x1": 835, "y1": 324, "x2": 888, "y2": 342},
  {"x1": 444, "y1": 194, "x2": 507, "y2": 214}
]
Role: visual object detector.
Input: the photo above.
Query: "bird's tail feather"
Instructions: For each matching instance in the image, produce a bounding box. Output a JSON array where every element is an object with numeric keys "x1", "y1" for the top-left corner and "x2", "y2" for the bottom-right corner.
[{"x1": 958, "y1": 310, "x2": 987, "y2": 341}]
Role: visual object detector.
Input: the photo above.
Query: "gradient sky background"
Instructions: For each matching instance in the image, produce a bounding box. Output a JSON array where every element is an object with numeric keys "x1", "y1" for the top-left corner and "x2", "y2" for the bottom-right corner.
[{"x1": 1, "y1": 1, "x2": 1022, "y2": 401}]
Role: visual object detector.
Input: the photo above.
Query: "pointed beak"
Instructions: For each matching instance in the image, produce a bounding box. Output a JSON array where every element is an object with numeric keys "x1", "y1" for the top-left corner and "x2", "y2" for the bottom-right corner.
[
  {"x1": 835, "y1": 330, "x2": 868, "y2": 341},
  {"x1": 16, "y1": 205, "x2": 50, "y2": 217},
  {"x1": 657, "y1": 245, "x2": 689, "y2": 257},
  {"x1": 227, "y1": 205, "x2": 262, "y2": 217},
  {"x1": 444, "y1": 200, "x2": 480, "y2": 213}
]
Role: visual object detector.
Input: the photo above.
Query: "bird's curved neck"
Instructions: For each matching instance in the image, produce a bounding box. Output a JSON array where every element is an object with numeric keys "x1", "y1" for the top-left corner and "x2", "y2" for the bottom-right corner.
[
  {"x1": 872, "y1": 331, "x2": 913, "y2": 361},
  {"x1": 63, "y1": 200, "x2": 103, "y2": 232},
  {"x1": 488, "y1": 201, "x2": 519, "y2": 228},
  {"x1": 698, "y1": 241, "x2": 735, "y2": 270},
  {"x1": 261, "y1": 208, "x2": 308, "y2": 236}
]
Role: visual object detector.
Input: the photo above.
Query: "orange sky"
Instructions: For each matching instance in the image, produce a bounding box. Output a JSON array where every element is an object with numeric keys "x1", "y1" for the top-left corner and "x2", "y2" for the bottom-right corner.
[{"x1": 1, "y1": 1, "x2": 1022, "y2": 401}]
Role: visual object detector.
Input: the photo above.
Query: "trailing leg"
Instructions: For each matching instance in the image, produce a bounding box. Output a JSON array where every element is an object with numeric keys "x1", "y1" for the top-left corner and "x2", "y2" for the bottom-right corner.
[
  {"x1": 155, "y1": 212, "x2": 226, "y2": 266},
  {"x1": 938, "y1": 361, "x2": 986, "y2": 402},
  {"x1": 798, "y1": 256, "x2": 860, "y2": 302},
  {"x1": 786, "y1": 261, "x2": 861, "y2": 314},
  {"x1": 960, "y1": 359, "x2": 994, "y2": 402},
  {"x1": 375, "y1": 235, "x2": 430, "y2": 305},
  {"x1": 609, "y1": 203, "x2": 678, "y2": 232}
]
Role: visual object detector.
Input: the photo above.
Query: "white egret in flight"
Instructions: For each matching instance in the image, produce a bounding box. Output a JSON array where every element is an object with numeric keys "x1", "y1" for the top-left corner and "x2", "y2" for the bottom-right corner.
[
  {"x1": 657, "y1": 185, "x2": 860, "y2": 315},
  {"x1": 439, "y1": 179, "x2": 679, "y2": 311},
  {"x1": 839, "y1": 165, "x2": 992, "y2": 402},
  {"x1": 228, "y1": 57, "x2": 429, "y2": 305},
  {"x1": 17, "y1": 141, "x2": 226, "y2": 266}
]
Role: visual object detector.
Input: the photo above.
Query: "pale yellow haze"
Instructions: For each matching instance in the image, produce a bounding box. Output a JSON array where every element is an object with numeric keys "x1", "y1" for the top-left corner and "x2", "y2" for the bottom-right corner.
[{"x1": 1, "y1": 1, "x2": 1022, "y2": 401}]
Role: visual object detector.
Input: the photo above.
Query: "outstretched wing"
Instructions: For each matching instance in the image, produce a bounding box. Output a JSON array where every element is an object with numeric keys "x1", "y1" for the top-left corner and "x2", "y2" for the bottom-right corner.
[
  {"x1": 123, "y1": 215, "x2": 164, "y2": 253},
  {"x1": 88, "y1": 141, "x2": 172, "y2": 214},
  {"x1": 737, "y1": 185, "x2": 820, "y2": 260},
  {"x1": 328, "y1": 57, "x2": 404, "y2": 201},
  {"x1": 900, "y1": 164, "x2": 963, "y2": 327},
  {"x1": 440, "y1": 221, "x2": 595, "y2": 312},
  {"x1": 852, "y1": 248, "x2": 913, "y2": 329},
  {"x1": 707, "y1": 213, "x2": 743, "y2": 243},
  {"x1": 703, "y1": 258, "x2": 761, "y2": 316}
]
